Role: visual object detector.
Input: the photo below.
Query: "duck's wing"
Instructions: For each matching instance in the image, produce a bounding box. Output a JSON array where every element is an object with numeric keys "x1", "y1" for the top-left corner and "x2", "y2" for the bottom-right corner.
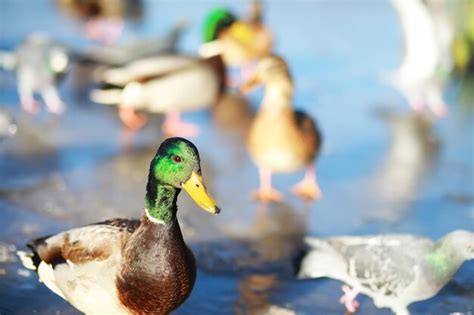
[
  {"x1": 326, "y1": 235, "x2": 433, "y2": 297},
  {"x1": 97, "y1": 55, "x2": 200, "y2": 86},
  {"x1": 22, "y1": 218, "x2": 141, "y2": 270},
  {"x1": 18, "y1": 218, "x2": 140, "y2": 313},
  {"x1": 294, "y1": 110, "x2": 322, "y2": 161}
]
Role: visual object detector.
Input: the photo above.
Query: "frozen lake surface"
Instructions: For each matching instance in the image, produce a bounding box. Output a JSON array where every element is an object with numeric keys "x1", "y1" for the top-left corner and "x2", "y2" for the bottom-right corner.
[{"x1": 0, "y1": 1, "x2": 473, "y2": 314}]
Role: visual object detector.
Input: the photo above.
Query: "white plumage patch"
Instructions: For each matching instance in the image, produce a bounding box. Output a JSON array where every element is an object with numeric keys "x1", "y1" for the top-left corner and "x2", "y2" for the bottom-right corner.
[
  {"x1": 37, "y1": 261, "x2": 66, "y2": 300},
  {"x1": 17, "y1": 250, "x2": 36, "y2": 270}
]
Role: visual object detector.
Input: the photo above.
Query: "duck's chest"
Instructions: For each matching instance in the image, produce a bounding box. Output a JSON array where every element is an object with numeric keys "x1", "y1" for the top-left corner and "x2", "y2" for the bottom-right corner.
[
  {"x1": 248, "y1": 111, "x2": 308, "y2": 172},
  {"x1": 117, "y1": 223, "x2": 196, "y2": 314}
]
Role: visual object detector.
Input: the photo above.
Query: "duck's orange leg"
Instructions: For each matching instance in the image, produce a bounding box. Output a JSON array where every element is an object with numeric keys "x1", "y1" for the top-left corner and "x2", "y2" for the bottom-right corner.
[
  {"x1": 251, "y1": 167, "x2": 284, "y2": 202},
  {"x1": 162, "y1": 112, "x2": 200, "y2": 137},
  {"x1": 292, "y1": 164, "x2": 322, "y2": 201}
]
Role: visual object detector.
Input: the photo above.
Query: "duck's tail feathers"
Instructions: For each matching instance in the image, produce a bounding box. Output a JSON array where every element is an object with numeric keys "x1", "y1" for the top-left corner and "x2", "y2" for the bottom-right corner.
[{"x1": 17, "y1": 250, "x2": 37, "y2": 271}]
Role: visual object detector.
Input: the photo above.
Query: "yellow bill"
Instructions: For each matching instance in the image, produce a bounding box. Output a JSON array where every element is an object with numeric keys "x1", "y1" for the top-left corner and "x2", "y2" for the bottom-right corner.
[
  {"x1": 229, "y1": 22, "x2": 255, "y2": 45},
  {"x1": 182, "y1": 171, "x2": 221, "y2": 214}
]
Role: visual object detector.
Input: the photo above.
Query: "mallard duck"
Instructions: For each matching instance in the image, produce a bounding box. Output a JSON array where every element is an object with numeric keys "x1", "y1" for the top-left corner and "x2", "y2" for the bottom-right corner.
[
  {"x1": 56, "y1": 0, "x2": 142, "y2": 44},
  {"x1": 241, "y1": 55, "x2": 322, "y2": 202},
  {"x1": 0, "y1": 34, "x2": 69, "y2": 114},
  {"x1": 202, "y1": 0, "x2": 272, "y2": 71},
  {"x1": 297, "y1": 230, "x2": 474, "y2": 315},
  {"x1": 90, "y1": 54, "x2": 226, "y2": 135},
  {"x1": 17, "y1": 137, "x2": 221, "y2": 314}
]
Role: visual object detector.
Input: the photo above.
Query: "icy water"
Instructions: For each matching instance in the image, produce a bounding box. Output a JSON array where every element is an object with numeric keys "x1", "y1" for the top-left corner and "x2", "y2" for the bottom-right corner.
[{"x1": 1, "y1": 1, "x2": 473, "y2": 314}]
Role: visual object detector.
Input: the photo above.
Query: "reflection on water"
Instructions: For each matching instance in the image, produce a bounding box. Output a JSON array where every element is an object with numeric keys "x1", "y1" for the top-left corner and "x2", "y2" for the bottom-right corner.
[
  {"x1": 236, "y1": 274, "x2": 295, "y2": 315},
  {"x1": 194, "y1": 202, "x2": 307, "y2": 275},
  {"x1": 0, "y1": 109, "x2": 17, "y2": 141},
  {"x1": 363, "y1": 111, "x2": 440, "y2": 223},
  {"x1": 0, "y1": 118, "x2": 59, "y2": 191},
  {"x1": 212, "y1": 91, "x2": 253, "y2": 139}
]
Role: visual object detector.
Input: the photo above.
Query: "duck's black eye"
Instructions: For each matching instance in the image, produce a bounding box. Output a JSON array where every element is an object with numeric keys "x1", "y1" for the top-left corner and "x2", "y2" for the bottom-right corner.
[{"x1": 173, "y1": 155, "x2": 182, "y2": 163}]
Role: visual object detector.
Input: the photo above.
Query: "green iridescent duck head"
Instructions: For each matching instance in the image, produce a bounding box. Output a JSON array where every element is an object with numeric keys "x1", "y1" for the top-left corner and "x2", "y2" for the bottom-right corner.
[
  {"x1": 203, "y1": 8, "x2": 236, "y2": 42},
  {"x1": 146, "y1": 137, "x2": 220, "y2": 219}
]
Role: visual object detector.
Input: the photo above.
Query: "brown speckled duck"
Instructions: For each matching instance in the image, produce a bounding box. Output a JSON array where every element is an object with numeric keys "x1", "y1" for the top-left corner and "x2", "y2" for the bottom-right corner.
[
  {"x1": 17, "y1": 137, "x2": 221, "y2": 314},
  {"x1": 242, "y1": 55, "x2": 323, "y2": 202}
]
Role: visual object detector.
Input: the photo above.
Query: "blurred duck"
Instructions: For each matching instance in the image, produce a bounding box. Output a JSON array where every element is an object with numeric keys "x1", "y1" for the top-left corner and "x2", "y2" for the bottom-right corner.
[
  {"x1": 211, "y1": 91, "x2": 253, "y2": 137},
  {"x1": 91, "y1": 54, "x2": 225, "y2": 135},
  {"x1": 298, "y1": 230, "x2": 474, "y2": 315},
  {"x1": 201, "y1": 0, "x2": 272, "y2": 77},
  {"x1": 0, "y1": 34, "x2": 69, "y2": 114},
  {"x1": 56, "y1": 0, "x2": 142, "y2": 44},
  {"x1": 241, "y1": 55, "x2": 322, "y2": 202},
  {"x1": 386, "y1": 0, "x2": 453, "y2": 117},
  {"x1": 17, "y1": 137, "x2": 221, "y2": 314}
]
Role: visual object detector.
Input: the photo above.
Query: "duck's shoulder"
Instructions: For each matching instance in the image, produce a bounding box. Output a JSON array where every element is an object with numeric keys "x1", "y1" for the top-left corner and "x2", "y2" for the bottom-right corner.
[{"x1": 89, "y1": 218, "x2": 141, "y2": 234}]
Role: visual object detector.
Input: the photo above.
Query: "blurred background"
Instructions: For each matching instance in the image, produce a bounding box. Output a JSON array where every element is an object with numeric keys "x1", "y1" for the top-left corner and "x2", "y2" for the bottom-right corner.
[{"x1": 0, "y1": 0, "x2": 473, "y2": 314}]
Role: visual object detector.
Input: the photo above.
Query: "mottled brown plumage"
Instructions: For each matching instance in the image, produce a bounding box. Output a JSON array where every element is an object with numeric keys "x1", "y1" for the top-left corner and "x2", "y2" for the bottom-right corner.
[{"x1": 117, "y1": 215, "x2": 196, "y2": 315}]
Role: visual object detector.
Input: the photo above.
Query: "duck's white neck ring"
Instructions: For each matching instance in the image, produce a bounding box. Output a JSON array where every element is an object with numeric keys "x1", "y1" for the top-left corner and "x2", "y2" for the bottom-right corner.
[{"x1": 145, "y1": 208, "x2": 166, "y2": 225}]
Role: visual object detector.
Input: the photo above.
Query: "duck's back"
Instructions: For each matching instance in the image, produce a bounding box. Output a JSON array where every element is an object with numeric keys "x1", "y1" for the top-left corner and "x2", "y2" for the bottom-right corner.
[{"x1": 141, "y1": 61, "x2": 221, "y2": 113}]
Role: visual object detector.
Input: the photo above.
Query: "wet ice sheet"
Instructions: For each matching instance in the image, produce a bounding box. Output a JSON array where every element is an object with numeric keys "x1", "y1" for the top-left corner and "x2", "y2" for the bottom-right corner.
[{"x1": 1, "y1": 1, "x2": 474, "y2": 314}]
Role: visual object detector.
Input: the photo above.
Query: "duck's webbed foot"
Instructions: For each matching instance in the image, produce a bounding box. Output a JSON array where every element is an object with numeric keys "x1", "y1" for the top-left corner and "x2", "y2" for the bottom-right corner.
[
  {"x1": 22, "y1": 98, "x2": 40, "y2": 114},
  {"x1": 251, "y1": 188, "x2": 284, "y2": 203},
  {"x1": 119, "y1": 106, "x2": 148, "y2": 129},
  {"x1": 42, "y1": 87, "x2": 65, "y2": 114},
  {"x1": 291, "y1": 165, "x2": 322, "y2": 201},
  {"x1": 251, "y1": 167, "x2": 284, "y2": 203}
]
